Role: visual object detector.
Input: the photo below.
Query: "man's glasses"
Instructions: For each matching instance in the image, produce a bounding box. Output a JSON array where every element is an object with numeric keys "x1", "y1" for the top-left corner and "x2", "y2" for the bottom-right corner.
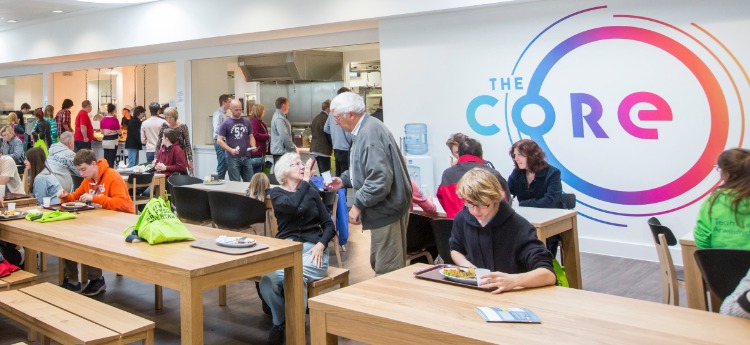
[{"x1": 464, "y1": 201, "x2": 489, "y2": 210}]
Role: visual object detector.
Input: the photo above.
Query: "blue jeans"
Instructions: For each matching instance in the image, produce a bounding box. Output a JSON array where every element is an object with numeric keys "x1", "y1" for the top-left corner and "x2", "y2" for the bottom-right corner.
[
  {"x1": 260, "y1": 241, "x2": 328, "y2": 326},
  {"x1": 214, "y1": 140, "x2": 227, "y2": 180},
  {"x1": 226, "y1": 156, "x2": 253, "y2": 182},
  {"x1": 127, "y1": 148, "x2": 139, "y2": 167},
  {"x1": 146, "y1": 152, "x2": 155, "y2": 164}
]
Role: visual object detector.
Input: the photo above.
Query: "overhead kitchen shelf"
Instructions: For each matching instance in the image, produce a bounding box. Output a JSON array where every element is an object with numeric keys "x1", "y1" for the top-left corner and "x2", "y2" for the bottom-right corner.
[{"x1": 350, "y1": 61, "x2": 380, "y2": 73}]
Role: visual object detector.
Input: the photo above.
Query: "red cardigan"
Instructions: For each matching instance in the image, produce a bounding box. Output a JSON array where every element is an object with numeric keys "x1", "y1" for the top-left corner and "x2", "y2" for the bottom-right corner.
[{"x1": 156, "y1": 142, "x2": 188, "y2": 177}]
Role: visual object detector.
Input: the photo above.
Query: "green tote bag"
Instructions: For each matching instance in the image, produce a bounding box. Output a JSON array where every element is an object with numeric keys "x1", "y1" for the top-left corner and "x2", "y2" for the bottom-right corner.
[{"x1": 124, "y1": 197, "x2": 195, "y2": 245}]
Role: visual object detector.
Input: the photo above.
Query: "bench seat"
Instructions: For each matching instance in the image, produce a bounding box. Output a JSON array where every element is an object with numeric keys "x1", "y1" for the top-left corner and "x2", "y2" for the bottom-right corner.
[{"x1": 0, "y1": 282, "x2": 155, "y2": 345}]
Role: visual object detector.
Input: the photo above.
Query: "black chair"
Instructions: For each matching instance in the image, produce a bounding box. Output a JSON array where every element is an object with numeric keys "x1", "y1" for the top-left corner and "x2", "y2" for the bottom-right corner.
[
  {"x1": 694, "y1": 248, "x2": 750, "y2": 301},
  {"x1": 127, "y1": 173, "x2": 154, "y2": 213},
  {"x1": 267, "y1": 174, "x2": 280, "y2": 185},
  {"x1": 560, "y1": 193, "x2": 576, "y2": 209},
  {"x1": 172, "y1": 186, "x2": 211, "y2": 225},
  {"x1": 71, "y1": 175, "x2": 85, "y2": 190},
  {"x1": 208, "y1": 191, "x2": 267, "y2": 234},
  {"x1": 405, "y1": 213, "x2": 435, "y2": 265},
  {"x1": 647, "y1": 217, "x2": 685, "y2": 305},
  {"x1": 320, "y1": 191, "x2": 343, "y2": 267},
  {"x1": 166, "y1": 175, "x2": 202, "y2": 206},
  {"x1": 430, "y1": 218, "x2": 454, "y2": 265}
]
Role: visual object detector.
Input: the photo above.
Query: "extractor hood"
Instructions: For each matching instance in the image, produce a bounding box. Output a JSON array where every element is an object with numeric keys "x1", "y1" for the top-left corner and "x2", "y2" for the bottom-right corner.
[{"x1": 238, "y1": 50, "x2": 344, "y2": 82}]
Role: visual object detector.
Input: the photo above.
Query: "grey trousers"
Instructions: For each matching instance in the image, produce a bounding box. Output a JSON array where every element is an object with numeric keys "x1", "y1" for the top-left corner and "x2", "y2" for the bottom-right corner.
[
  {"x1": 369, "y1": 211, "x2": 409, "y2": 275},
  {"x1": 63, "y1": 259, "x2": 102, "y2": 282}
]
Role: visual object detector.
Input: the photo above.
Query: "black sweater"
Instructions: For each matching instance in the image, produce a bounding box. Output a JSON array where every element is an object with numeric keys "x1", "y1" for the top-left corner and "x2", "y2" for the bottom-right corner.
[
  {"x1": 449, "y1": 201, "x2": 554, "y2": 274},
  {"x1": 269, "y1": 181, "x2": 335, "y2": 247}
]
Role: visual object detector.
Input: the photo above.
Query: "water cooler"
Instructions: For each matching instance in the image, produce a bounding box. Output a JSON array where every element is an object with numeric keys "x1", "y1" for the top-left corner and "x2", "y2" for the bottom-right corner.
[
  {"x1": 403, "y1": 123, "x2": 434, "y2": 195},
  {"x1": 406, "y1": 155, "x2": 435, "y2": 196}
]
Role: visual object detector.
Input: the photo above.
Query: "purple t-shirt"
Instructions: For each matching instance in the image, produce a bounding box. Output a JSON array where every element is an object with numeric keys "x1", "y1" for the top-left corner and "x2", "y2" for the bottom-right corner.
[{"x1": 218, "y1": 117, "x2": 253, "y2": 157}]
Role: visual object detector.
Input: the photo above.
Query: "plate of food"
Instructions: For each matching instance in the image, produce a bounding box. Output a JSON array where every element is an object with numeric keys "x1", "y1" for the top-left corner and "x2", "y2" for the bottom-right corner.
[
  {"x1": 61, "y1": 202, "x2": 88, "y2": 210},
  {"x1": 440, "y1": 266, "x2": 477, "y2": 285},
  {"x1": 215, "y1": 236, "x2": 256, "y2": 248},
  {"x1": 0, "y1": 210, "x2": 26, "y2": 220}
]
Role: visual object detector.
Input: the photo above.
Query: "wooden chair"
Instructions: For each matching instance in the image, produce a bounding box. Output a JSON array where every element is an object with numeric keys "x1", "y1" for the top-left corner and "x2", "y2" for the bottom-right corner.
[
  {"x1": 0, "y1": 270, "x2": 37, "y2": 290},
  {"x1": 647, "y1": 217, "x2": 685, "y2": 306},
  {"x1": 128, "y1": 173, "x2": 155, "y2": 214},
  {"x1": 405, "y1": 212, "x2": 435, "y2": 265},
  {"x1": 308, "y1": 266, "x2": 349, "y2": 298},
  {"x1": 694, "y1": 248, "x2": 750, "y2": 309}
]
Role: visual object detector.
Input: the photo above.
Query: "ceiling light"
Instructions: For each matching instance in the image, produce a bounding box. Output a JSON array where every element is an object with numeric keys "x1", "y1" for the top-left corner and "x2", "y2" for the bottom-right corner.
[
  {"x1": 53, "y1": 10, "x2": 64, "y2": 13},
  {"x1": 77, "y1": 0, "x2": 158, "y2": 3},
  {"x1": 7, "y1": 20, "x2": 17, "y2": 23}
]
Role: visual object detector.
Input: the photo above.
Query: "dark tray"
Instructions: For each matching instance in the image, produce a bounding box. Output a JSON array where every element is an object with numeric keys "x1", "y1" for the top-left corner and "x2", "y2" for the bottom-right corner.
[
  {"x1": 413, "y1": 264, "x2": 492, "y2": 291},
  {"x1": 4, "y1": 193, "x2": 32, "y2": 201}
]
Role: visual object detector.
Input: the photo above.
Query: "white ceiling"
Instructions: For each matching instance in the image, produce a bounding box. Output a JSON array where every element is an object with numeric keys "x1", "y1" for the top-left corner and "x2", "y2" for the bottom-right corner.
[{"x1": 0, "y1": 0, "x2": 142, "y2": 32}]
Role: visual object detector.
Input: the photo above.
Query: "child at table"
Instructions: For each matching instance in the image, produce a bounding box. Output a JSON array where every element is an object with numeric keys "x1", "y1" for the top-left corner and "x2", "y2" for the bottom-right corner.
[
  {"x1": 449, "y1": 168, "x2": 556, "y2": 294},
  {"x1": 246, "y1": 172, "x2": 269, "y2": 201}
]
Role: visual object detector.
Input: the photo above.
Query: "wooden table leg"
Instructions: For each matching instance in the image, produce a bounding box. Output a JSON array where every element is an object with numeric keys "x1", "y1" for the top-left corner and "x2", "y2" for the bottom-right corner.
[
  {"x1": 681, "y1": 242, "x2": 707, "y2": 310},
  {"x1": 180, "y1": 280, "x2": 204, "y2": 345},
  {"x1": 311, "y1": 309, "x2": 337, "y2": 345},
  {"x1": 284, "y1": 251, "x2": 305, "y2": 345},
  {"x1": 25, "y1": 248, "x2": 38, "y2": 275},
  {"x1": 560, "y1": 216, "x2": 582, "y2": 289}
]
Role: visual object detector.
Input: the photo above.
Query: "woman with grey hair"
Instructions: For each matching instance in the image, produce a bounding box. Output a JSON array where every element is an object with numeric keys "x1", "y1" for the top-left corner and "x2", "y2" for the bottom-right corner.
[{"x1": 260, "y1": 152, "x2": 335, "y2": 345}]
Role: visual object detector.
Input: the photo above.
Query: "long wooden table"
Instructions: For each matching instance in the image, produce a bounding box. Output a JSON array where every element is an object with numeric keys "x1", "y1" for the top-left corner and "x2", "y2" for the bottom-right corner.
[
  {"x1": 415, "y1": 204, "x2": 581, "y2": 289},
  {"x1": 309, "y1": 263, "x2": 750, "y2": 344},
  {"x1": 0, "y1": 208, "x2": 305, "y2": 344}
]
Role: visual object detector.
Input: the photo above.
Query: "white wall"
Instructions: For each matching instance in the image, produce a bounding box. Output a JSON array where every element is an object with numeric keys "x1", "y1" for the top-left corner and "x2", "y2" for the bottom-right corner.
[
  {"x1": 13, "y1": 75, "x2": 42, "y2": 110},
  {"x1": 380, "y1": 0, "x2": 750, "y2": 263}
]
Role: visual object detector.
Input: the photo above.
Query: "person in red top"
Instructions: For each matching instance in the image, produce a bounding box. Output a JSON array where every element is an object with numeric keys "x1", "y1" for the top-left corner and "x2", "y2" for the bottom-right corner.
[
  {"x1": 56, "y1": 149, "x2": 134, "y2": 295},
  {"x1": 74, "y1": 100, "x2": 94, "y2": 152},
  {"x1": 436, "y1": 137, "x2": 511, "y2": 219},
  {"x1": 250, "y1": 103, "x2": 270, "y2": 173},
  {"x1": 55, "y1": 98, "x2": 74, "y2": 137},
  {"x1": 154, "y1": 128, "x2": 188, "y2": 178}
]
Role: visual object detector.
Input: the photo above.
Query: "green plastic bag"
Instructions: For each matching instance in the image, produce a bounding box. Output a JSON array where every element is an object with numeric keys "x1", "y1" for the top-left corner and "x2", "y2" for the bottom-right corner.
[
  {"x1": 124, "y1": 197, "x2": 194, "y2": 245},
  {"x1": 553, "y1": 258, "x2": 569, "y2": 287},
  {"x1": 25, "y1": 210, "x2": 76, "y2": 223}
]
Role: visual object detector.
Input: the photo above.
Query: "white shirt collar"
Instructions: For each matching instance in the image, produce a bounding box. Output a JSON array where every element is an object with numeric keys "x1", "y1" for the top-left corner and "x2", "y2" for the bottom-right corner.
[{"x1": 351, "y1": 113, "x2": 366, "y2": 136}]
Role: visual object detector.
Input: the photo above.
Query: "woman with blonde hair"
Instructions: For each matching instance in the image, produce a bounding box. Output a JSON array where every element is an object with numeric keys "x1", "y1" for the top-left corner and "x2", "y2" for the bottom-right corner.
[
  {"x1": 694, "y1": 148, "x2": 750, "y2": 249},
  {"x1": 6, "y1": 112, "x2": 25, "y2": 143},
  {"x1": 449, "y1": 167, "x2": 555, "y2": 294},
  {"x1": 43, "y1": 105, "x2": 59, "y2": 144},
  {"x1": 250, "y1": 103, "x2": 269, "y2": 174},
  {"x1": 156, "y1": 107, "x2": 193, "y2": 175}
]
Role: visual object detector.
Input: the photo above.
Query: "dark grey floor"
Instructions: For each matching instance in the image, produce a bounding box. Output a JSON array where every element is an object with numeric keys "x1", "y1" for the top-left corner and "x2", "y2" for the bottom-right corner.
[{"x1": 0, "y1": 223, "x2": 683, "y2": 345}]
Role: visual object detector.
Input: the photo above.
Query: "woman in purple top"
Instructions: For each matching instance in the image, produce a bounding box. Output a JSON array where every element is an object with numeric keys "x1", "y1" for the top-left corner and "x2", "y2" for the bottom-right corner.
[{"x1": 99, "y1": 103, "x2": 121, "y2": 168}]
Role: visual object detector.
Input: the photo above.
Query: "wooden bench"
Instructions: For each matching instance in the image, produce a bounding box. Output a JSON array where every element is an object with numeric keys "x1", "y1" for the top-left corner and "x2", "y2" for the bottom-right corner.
[
  {"x1": 0, "y1": 282, "x2": 155, "y2": 345},
  {"x1": 0, "y1": 270, "x2": 37, "y2": 290}
]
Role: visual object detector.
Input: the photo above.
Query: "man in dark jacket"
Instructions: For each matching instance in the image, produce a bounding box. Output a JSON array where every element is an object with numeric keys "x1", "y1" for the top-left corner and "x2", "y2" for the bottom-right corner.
[
  {"x1": 436, "y1": 137, "x2": 511, "y2": 219},
  {"x1": 371, "y1": 98, "x2": 383, "y2": 122},
  {"x1": 310, "y1": 99, "x2": 333, "y2": 173}
]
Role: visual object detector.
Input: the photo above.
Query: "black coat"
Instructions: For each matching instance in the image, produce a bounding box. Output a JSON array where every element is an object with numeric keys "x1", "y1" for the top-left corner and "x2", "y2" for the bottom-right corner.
[{"x1": 125, "y1": 116, "x2": 143, "y2": 150}]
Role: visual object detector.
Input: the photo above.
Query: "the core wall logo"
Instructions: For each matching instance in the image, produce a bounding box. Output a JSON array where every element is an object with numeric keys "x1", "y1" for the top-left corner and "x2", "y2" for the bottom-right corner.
[{"x1": 466, "y1": 5, "x2": 748, "y2": 226}]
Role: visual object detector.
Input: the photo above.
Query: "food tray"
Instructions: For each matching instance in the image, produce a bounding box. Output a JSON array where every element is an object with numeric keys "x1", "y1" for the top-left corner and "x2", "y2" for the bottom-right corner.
[{"x1": 413, "y1": 265, "x2": 492, "y2": 291}]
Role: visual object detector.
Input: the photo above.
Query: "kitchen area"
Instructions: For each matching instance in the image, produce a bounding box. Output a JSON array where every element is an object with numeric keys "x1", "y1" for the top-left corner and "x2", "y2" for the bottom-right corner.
[{"x1": 193, "y1": 43, "x2": 382, "y2": 178}]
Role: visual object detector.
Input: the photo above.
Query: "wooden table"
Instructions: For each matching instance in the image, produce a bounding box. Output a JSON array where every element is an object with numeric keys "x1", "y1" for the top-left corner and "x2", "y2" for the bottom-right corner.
[
  {"x1": 120, "y1": 173, "x2": 166, "y2": 199},
  {"x1": 415, "y1": 204, "x2": 581, "y2": 289},
  {"x1": 679, "y1": 232, "x2": 712, "y2": 310},
  {"x1": 309, "y1": 264, "x2": 750, "y2": 345},
  {"x1": 0, "y1": 208, "x2": 306, "y2": 345}
]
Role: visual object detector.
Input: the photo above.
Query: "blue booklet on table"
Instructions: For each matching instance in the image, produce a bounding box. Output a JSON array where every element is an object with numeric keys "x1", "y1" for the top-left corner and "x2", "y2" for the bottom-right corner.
[{"x1": 475, "y1": 307, "x2": 541, "y2": 323}]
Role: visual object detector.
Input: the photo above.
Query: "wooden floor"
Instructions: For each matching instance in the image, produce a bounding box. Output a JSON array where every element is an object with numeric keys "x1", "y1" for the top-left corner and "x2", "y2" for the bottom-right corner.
[{"x1": 0, "y1": 223, "x2": 684, "y2": 345}]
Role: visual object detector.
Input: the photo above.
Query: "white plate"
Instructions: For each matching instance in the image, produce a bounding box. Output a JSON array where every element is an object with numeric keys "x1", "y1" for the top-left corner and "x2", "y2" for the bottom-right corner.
[
  {"x1": 439, "y1": 266, "x2": 477, "y2": 285},
  {"x1": 215, "y1": 236, "x2": 256, "y2": 248},
  {"x1": 204, "y1": 181, "x2": 225, "y2": 185},
  {"x1": 61, "y1": 202, "x2": 88, "y2": 210}
]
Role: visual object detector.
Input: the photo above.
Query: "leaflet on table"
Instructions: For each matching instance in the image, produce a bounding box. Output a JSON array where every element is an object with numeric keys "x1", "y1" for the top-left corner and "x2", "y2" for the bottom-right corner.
[{"x1": 474, "y1": 307, "x2": 541, "y2": 323}]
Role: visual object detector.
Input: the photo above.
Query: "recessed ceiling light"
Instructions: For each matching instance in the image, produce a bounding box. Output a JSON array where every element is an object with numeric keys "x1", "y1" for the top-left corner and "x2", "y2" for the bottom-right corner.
[
  {"x1": 53, "y1": 10, "x2": 64, "y2": 13},
  {"x1": 8, "y1": 20, "x2": 17, "y2": 23},
  {"x1": 77, "y1": 0, "x2": 158, "y2": 3}
]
